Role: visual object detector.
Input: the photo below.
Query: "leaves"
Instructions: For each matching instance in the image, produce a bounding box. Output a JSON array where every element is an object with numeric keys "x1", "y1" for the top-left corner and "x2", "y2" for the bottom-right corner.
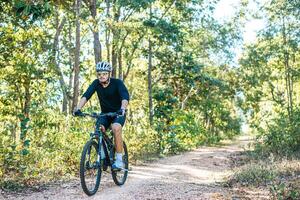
[
  {"x1": 0, "y1": 0, "x2": 244, "y2": 187},
  {"x1": 13, "y1": 1, "x2": 52, "y2": 24}
]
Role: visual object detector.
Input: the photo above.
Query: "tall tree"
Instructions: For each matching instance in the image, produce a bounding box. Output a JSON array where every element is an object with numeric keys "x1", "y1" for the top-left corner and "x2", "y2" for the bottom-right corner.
[
  {"x1": 239, "y1": 0, "x2": 300, "y2": 127},
  {"x1": 72, "y1": 0, "x2": 82, "y2": 111},
  {"x1": 84, "y1": 0, "x2": 102, "y2": 64},
  {"x1": 148, "y1": 3, "x2": 154, "y2": 125},
  {"x1": 52, "y1": 14, "x2": 69, "y2": 113},
  {"x1": 111, "y1": 1, "x2": 120, "y2": 77}
]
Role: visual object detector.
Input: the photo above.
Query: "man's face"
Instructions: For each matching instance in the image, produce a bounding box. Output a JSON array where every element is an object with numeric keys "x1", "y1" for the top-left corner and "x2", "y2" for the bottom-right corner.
[{"x1": 97, "y1": 71, "x2": 110, "y2": 83}]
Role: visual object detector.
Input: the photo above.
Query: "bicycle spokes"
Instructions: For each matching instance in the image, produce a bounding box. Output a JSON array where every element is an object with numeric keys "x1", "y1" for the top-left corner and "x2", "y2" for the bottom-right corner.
[{"x1": 80, "y1": 140, "x2": 102, "y2": 196}]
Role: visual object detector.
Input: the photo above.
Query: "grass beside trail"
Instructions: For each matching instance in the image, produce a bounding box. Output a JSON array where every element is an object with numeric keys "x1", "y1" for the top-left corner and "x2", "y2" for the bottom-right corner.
[{"x1": 227, "y1": 149, "x2": 300, "y2": 199}]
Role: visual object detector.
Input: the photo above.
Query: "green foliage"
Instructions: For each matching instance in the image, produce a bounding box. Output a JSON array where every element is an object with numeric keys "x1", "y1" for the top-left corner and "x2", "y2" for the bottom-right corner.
[
  {"x1": 154, "y1": 110, "x2": 208, "y2": 155},
  {"x1": 118, "y1": 0, "x2": 155, "y2": 11},
  {"x1": 237, "y1": 1, "x2": 300, "y2": 168},
  {"x1": 229, "y1": 153, "x2": 300, "y2": 187},
  {"x1": 153, "y1": 82, "x2": 237, "y2": 154},
  {"x1": 124, "y1": 118, "x2": 159, "y2": 161},
  {"x1": 230, "y1": 161, "x2": 277, "y2": 186},
  {"x1": 256, "y1": 107, "x2": 300, "y2": 155},
  {"x1": 13, "y1": 1, "x2": 51, "y2": 21},
  {"x1": 153, "y1": 86, "x2": 177, "y2": 121},
  {"x1": 229, "y1": 150, "x2": 300, "y2": 200},
  {"x1": 0, "y1": 113, "x2": 87, "y2": 187},
  {"x1": 0, "y1": 0, "x2": 244, "y2": 189},
  {"x1": 270, "y1": 182, "x2": 300, "y2": 200}
]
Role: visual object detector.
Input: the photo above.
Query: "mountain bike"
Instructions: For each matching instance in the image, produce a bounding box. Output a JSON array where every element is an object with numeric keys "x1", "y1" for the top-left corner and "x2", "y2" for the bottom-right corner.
[{"x1": 75, "y1": 112, "x2": 128, "y2": 196}]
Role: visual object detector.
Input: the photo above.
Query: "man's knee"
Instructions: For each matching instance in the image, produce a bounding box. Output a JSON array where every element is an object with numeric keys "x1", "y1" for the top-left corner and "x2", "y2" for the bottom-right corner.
[{"x1": 112, "y1": 123, "x2": 122, "y2": 133}]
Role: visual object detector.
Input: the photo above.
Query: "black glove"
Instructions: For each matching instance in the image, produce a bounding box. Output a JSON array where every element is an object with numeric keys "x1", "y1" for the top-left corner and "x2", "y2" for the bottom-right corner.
[
  {"x1": 117, "y1": 108, "x2": 126, "y2": 116},
  {"x1": 73, "y1": 109, "x2": 83, "y2": 116}
]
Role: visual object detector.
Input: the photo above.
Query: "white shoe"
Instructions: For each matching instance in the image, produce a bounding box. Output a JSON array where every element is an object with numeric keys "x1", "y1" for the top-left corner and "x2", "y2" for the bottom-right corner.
[{"x1": 112, "y1": 160, "x2": 124, "y2": 170}]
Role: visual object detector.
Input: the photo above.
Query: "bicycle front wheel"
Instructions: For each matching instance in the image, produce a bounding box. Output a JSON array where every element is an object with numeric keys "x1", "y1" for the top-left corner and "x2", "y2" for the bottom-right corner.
[
  {"x1": 80, "y1": 140, "x2": 102, "y2": 196},
  {"x1": 112, "y1": 141, "x2": 129, "y2": 185}
]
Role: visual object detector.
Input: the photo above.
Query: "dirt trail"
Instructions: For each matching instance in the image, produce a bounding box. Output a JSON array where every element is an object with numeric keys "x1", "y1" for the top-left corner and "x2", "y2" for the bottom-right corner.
[{"x1": 1, "y1": 135, "x2": 270, "y2": 200}]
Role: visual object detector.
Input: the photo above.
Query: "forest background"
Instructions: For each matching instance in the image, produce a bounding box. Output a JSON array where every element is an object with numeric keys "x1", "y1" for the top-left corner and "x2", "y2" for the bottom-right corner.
[{"x1": 0, "y1": 0, "x2": 299, "y2": 194}]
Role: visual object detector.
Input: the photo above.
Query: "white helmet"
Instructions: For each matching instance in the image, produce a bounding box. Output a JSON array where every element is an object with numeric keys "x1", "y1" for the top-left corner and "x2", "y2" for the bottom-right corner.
[{"x1": 96, "y1": 61, "x2": 113, "y2": 72}]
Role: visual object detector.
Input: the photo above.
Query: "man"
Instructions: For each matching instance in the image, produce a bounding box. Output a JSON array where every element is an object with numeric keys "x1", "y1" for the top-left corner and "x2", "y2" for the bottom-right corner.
[{"x1": 73, "y1": 61, "x2": 129, "y2": 170}]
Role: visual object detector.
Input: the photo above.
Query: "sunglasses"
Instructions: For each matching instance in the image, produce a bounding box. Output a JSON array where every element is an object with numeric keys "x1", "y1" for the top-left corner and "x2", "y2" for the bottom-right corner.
[{"x1": 97, "y1": 72, "x2": 109, "y2": 76}]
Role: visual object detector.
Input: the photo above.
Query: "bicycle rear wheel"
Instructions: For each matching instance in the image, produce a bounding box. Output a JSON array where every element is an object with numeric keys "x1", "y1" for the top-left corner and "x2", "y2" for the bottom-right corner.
[
  {"x1": 80, "y1": 140, "x2": 102, "y2": 196},
  {"x1": 111, "y1": 141, "x2": 128, "y2": 185}
]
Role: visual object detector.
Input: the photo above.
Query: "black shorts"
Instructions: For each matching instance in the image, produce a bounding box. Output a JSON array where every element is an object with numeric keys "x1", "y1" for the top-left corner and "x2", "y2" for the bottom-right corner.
[{"x1": 96, "y1": 114, "x2": 126, "y2": 130}]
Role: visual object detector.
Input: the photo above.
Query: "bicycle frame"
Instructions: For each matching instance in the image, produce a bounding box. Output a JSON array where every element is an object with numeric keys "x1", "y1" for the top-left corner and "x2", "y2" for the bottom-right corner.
[
  {"x1": 89, "y1": 129, "x2": 114, "y2": 168},
  {"x1": 77, "y1": 111, "x2": 128, "y2": 196},
  {"x1": 84, "y1": 112, "x2": 118, "y2": 169}
]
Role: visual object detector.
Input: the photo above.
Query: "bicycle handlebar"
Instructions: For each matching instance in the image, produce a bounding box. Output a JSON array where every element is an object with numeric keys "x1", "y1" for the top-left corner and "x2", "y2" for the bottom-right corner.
[{"x1": 76, "y1": 112, "x2": 119, "y2": 119}]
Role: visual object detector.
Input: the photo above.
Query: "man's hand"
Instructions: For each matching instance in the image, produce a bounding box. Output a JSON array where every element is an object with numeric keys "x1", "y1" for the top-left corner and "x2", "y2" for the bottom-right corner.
[
  {"x1": 117, "y1": 108, "x2": 126, "y2": 116},
  {"x1": 73, "y1": 108, "x2": 83, "y2": 116}
]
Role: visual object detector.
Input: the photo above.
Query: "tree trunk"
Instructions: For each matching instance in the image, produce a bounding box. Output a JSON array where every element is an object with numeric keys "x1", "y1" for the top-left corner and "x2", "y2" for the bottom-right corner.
[
  {"x1": 105, "y1": 0, "x2": 110, "y2": 62},
  {"x1": 148, "y1": 4, "x2": 154, "y2": 125},
  {"x1": 112, "y1": 42, "x2": 117, "y2": 77},
  {"x1": 106, "y1": 34, "x2": 110, "y2": 62},
  {"x1": 69, "y1": 69, "x2": 74, "y2": 113},
  {"x1": 117, "y1": 33, "x2": 129, "y2": 80},
  {"x1": 52, "y1": 14, "x2": 69, "y2": 113},
  {"x1": 123, "y1": 35, "x2": 144, "y2": 81},
  {"x1": 68, "y1": 19, "x2": 74, "y2": 114},
  {"x1": 148, "y1": 48, "x2": 154, "y2": 124},
  {"x1": 282, "y1": 16, "x2": 293, "y2": 120},
  {"x1": 20, "y1": 78, "x2": 31, "y2": 150},
  {"x1": 62, "y1": 94, "x2": 68, "y2": 112},
  {"x1": 72, "y1": 0, "x2": 82, "y2": 111},
  {"x1": 181, "y1": 86, "x2": 194, "y2": 110},
  {"x1": 57, "y1": 21, "x2": 68, "y2": 113},
  {"x1": 111, "y1": 3, "x2": 120, "y2": 77},
  {"x1": 118, "y1": 48, "x2": 122, "y2": 79},
  {"x1": 205, "y1": 111, "x2": 210, "y2": 129},
  {"x1": 89, "y1": 0, "x2": 102, "y2": 64}
]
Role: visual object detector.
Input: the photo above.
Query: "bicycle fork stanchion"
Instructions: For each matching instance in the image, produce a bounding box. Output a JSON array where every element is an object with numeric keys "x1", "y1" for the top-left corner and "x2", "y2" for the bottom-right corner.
[
  {"x1": 97, "y1": 135, "x2": 103, "y2": 167},
  {"x1": 86, "y1": 142, "x2": 93, "y2": 170}
]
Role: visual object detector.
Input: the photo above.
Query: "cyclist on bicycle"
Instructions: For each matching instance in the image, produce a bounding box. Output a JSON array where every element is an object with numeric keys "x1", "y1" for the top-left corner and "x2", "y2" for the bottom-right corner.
[{"x1": 73, "y1": 61, "x2": 129, "y2": 171}]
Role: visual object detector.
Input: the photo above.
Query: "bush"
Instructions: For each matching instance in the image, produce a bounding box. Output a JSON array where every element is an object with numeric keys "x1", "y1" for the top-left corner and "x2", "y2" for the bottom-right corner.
[
  {"x1": 154, "y1": 110, "x2": 208, "y2": 155},
  {"x1": 228, "y1": 152, "x2": 300, "y2": 199},
  {"x1": 259, "y1": 108, "x2": 300, "y2": 155},
  {"x1": 230, "y1": 160, "x2": 277, "y2": 186},
  {"x1": 270, "y1": 181, "x2": 300, "y2": 200},
  {"x1": 124, "y1": 117, "x2": 159, "y2": 162},
  {"x1": 0, "y1": 112, "x2": 88, "y2": 188}
]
